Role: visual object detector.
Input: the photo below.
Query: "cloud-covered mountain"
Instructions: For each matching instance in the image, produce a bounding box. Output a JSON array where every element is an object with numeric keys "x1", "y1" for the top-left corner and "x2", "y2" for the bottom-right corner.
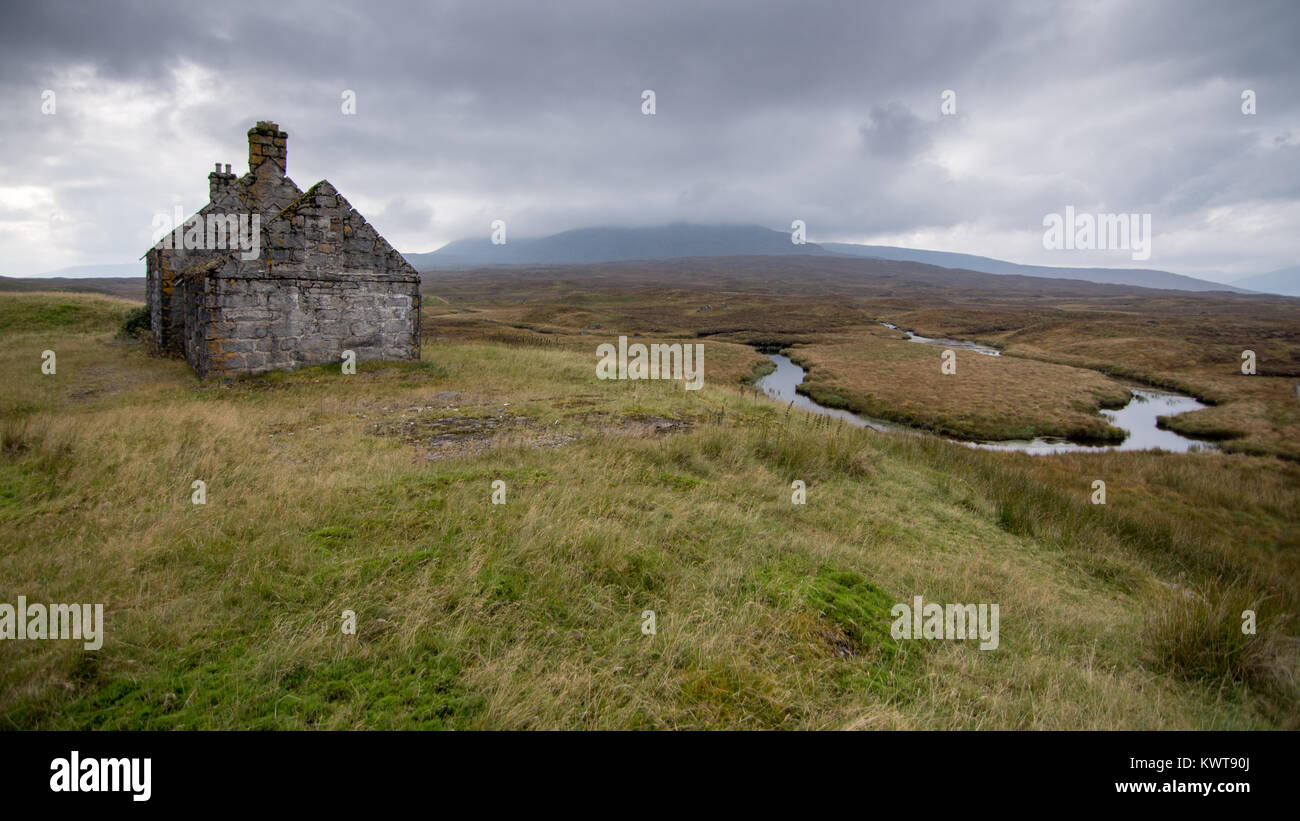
[
  {"x1": 413, "y1": 223, "x2": 1247, "y2": 293},
  {"x1": 408, "y1": 223, "x2": 832, "y2": 268}
]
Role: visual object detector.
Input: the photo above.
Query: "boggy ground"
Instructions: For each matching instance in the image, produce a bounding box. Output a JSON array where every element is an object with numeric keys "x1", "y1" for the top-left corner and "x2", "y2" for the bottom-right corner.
[
  {"x1": 872, "y1": 299, "x2": 1300, "y2": 458},
  {"x1": 785, "y1": 327, "x2": 1132, "y2": 443},
  {"x1": 422, "y1": 257, "x2": 1300, "y2": 455},
  {"x1": 0, "y1": 290, "x2": 1295, "y2": 729}
]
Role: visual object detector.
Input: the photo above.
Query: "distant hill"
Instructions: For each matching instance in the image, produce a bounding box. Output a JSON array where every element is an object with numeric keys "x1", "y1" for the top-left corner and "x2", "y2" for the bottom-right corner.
[
  {"x1": 0, "y1": 263, "x2": 146, "y2": 302},
  {"x1": 0, "y1": 275, "x2": 145, "y2": 302},
  {"x1": 409, "y1": 223, "x2": 830, "y2": 269},
  {"x1": 415, "y1": 222, "x2": 1246, "y2": 293},
  {"x1": 1226, "y1": 266, "x2": 1300, "y2": 297},
  {"x1": 815, "y1": 243, "x2": 1245, "y2": 293},
  {"x1": 18, "y1": 263, "x2": 145, "y2": 278},
  {"x1": 418, "y1": 255, "x2": 1300, "y2": 310}
]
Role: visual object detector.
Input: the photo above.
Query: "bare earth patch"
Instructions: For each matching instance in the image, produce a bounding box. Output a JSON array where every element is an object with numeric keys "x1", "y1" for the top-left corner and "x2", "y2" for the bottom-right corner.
[{"x1": 365, "y1": 398, "x2": 695, "y2": 460}]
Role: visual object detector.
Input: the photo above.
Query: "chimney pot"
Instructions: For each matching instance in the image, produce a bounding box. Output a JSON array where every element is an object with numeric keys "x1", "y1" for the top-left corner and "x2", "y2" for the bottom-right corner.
[{"x1": 209, "y1": 165, "x2": 229, "y2": 202}]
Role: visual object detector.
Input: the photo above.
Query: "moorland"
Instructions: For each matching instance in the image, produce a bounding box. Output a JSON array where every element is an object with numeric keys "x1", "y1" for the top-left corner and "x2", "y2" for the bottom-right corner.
[{"x1": 2, "y1": 255, "x2": 1297, "y2": 729}]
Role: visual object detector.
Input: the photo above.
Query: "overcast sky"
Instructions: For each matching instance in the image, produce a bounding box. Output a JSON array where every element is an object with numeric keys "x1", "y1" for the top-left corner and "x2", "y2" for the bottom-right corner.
[{"x1": 1, "y1": 0, "x2": 1297, "y2": 280}]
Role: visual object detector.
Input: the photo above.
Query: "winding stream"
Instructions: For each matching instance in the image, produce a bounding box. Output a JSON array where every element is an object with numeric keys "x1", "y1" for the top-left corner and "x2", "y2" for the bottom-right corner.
[
  {"x1": 757, "y1": 354, "x2": 904, "y2": 433},
  {"x1": 754, "y1": 349, "x2": 1217, "y2": 455},
  {"x1": 881, "y1": 322, "x2": 1003, "y2": 357}
]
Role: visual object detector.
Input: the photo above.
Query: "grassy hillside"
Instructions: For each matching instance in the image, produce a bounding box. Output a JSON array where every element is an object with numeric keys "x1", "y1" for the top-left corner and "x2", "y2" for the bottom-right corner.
[{"x1": 0, "y1": 291, "x2": 1296, "y2": 729}]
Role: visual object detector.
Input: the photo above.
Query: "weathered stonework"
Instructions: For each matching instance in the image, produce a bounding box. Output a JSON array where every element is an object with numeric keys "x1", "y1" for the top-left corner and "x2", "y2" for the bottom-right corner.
[{"x1": 145, "y1": 121, "x2": 420, "y2": 377}]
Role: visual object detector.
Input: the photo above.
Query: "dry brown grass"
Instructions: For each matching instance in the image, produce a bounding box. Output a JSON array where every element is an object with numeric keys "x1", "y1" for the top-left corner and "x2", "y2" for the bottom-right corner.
[
  {"x1": 421, "y1": 258, "x2": 1300, "y2": 455},
  {"x1": 788, "y1": 331, "x2": 1131, "y2": 442},
  {"x1": 881, "y1": 300, "x2": 1300, "y2": 458}
]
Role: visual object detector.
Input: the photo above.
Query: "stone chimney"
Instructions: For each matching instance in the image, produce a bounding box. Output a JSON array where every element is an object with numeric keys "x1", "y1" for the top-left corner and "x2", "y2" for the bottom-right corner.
[
  {"x1": 208, "y1": 162, "x2": 236, "y2": 201},
  {"x1": 248, "y1": 121, "x2": 287, "y2": 176}
]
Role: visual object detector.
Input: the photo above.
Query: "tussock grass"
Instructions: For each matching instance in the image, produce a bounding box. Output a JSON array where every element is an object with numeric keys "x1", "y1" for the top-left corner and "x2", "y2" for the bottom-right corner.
[{"x1": 1146, "y1": 582, "x2": 1297, "y2": 714}]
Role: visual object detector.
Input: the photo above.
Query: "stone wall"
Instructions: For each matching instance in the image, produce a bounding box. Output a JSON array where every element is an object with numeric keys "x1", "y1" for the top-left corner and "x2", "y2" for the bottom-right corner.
[
  {"x1": 146, "y1": 249, "x2": 165, "y2": 344},
  {"x1": 180, "y1": 273, "x2": 420, "y2": 377}
]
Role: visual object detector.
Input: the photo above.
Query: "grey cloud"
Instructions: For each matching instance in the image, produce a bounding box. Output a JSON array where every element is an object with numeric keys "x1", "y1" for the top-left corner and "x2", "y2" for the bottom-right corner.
[
  {"x1": 859, "y1": 102, "x2": 932, "y2": 159},
  {"x1": 0, "y1": 0, "x2": 1296, "y2": 276},
  {"x1": 367, "y1": 197, "x2": 437, "y2": 236}
]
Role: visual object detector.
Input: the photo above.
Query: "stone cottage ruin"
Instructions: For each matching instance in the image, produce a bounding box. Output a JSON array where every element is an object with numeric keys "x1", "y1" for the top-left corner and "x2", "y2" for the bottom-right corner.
[{"x1": 144, "y1": 121, "x2": 420, "y2": 376}]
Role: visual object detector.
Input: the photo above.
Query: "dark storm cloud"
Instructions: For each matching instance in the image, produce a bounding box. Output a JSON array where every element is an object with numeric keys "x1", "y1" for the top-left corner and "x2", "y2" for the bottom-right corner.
[{"x1": 0, "y1": 0, "x2": 1297, "y2": 277}]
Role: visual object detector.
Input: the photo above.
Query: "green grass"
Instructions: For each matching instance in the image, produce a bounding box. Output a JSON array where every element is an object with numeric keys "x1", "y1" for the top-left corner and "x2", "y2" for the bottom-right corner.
[
  {"x1": 0, "y1": 292, "x2": 1295, "y2": 729},
  {"x1": 0, "y1": 292, "x2": 135, "y2": 335}
]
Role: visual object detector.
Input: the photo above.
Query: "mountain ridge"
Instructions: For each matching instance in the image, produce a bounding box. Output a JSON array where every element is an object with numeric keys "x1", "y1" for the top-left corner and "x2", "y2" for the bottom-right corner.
[{"x1": 412, "y1": 223, "x2": 1252, "y2": 294}]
